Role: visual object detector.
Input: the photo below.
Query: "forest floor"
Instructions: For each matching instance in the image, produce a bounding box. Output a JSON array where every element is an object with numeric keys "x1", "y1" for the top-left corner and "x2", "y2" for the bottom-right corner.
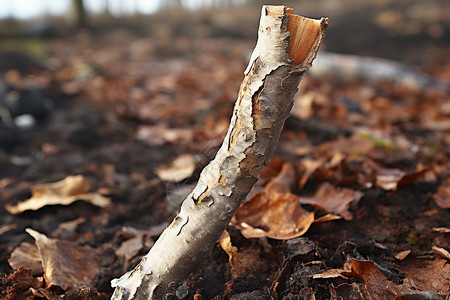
[{"x1": 0, "y1": 1, "x2": 449, "y2": 299}]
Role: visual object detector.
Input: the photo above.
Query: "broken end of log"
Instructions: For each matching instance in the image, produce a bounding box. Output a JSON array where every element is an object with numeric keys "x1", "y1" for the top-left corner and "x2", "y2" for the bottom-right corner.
[{"x1": 286, "y1": 9, "x2": 328, "y2": 65}]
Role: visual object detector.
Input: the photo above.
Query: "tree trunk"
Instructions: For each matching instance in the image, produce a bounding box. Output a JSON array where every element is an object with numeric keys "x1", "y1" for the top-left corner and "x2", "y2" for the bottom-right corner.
[
  {"x1": 71, "y1": 0, "x2": 87, "y2": 27},
  {"x1": 111, "y1": 5, "x2": 327, "y2": 299}
]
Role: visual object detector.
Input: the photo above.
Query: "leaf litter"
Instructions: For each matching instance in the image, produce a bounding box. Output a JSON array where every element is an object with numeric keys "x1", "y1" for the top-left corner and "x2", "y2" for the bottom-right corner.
[{"x1": 5, "y1": 175, "x2": 111, "y2": 215}]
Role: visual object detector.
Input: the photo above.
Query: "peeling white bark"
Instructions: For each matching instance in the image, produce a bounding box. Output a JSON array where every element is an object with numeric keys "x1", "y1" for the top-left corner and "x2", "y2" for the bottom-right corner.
[{"x1": 111, "y1": 5, "x2": 327, "y2": 299}]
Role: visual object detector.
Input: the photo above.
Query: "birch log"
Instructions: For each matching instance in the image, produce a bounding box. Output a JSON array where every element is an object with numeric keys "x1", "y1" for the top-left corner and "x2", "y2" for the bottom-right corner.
[{"x1": 111, "y1": 5, "x2": 327, "y2": 299}]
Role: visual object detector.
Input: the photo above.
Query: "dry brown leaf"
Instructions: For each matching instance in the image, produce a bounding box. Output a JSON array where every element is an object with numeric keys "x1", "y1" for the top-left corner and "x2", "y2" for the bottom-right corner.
[
  {"x1": 432, "y1": 227, "x2": 450, "y2": 234},
  {"x1": 315, "y1": 258, "x2": 400, "y2": 298},
  {"x1": 298, "y1": 158, "x2": 326, "y2": 189},
  {"x1": 312, "y1": 268, "x2": 349, "y2": 279},
  {"x1": 115, "y1": 235, "x2": 145, "y2": 260},
  {"x1": 365, "y1": 159, "x2": 429, "y2": 191},
  {"x1": 299, "y1": 182, "x2": 362, "y2": 221},
  {"x1": 155, "y1": 154, "x2": 196, "y2": 182},
  {"x1": 233, "y1": 193, "x2": 315, "y2": 240},
  {"x1": 313, "y1": 258, "x2": 353, "y2": 279},
  {"x1": 291, "y1": 91, "x2": 325, "y2": 120},
  {"x1": 136, "y1": 124, "x2": 194, "y2": 146},
  {"x1": 373, "y1": 166, "x2": 405, "y2": 190},
  {"x1": 247, "y1": 157, "x2": 289, "y2": 199},
  {"x1": 317, "y1": 135, "x2": 374, "y2": 157},
  {"x1": 432, "y1": 246, "x2": 450, "y2": 260},
  {"x1": 313, "y1": 213, "x2": 342, "y2": 223},
  {"x1": 8, "y1": 242, "x2": 44, "y2": 275},
  {"x1": 233, "y1": 162, "x2": 315, "y2": 240},
  {"x1": 394, "y1": 250, "x2": 411, "y2": 260},
  {"x1": 26, "y1": 228, "x2": 102, "y2": 291},
  {"x1": 265, "y1": 161, "x2": 296, "y2": 194},
  {"x1": 342, "y1": 259, "x2": 399, "y2": 299},
  {"x1": 398, "y1": 257, "x2": 450, "y2": 297},
  {"x1": 434, "y1": 180, "x2": 450, "y2": 209},
  {"x1": 218, "y1": 230, "x2": 241, "y2": 275},
  {"x1": 5, "y1": 175, "x2": 111, "y2": 215}
]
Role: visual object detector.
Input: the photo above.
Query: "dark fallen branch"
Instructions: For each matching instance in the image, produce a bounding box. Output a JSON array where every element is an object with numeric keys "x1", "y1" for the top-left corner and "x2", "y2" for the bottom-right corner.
[{"x1": 311, "y1": 52, "x2": 450, "y2": 91}]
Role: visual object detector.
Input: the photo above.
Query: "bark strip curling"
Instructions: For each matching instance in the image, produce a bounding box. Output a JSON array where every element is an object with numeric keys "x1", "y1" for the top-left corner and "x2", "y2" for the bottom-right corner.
[{"x1": 111, "y1": 5, "x2": 327, "y2": 299}]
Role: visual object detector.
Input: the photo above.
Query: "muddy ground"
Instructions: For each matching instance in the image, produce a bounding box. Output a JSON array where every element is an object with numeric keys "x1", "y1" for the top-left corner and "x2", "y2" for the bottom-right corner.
[{"x1": 0, "y1": 1, "x2": 449, "y2": 299}]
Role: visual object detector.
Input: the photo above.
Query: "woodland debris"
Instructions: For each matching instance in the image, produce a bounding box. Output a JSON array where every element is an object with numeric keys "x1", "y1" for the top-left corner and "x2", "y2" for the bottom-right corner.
[
  {"x1": 434, "y1": 179, "x2": 450, "y2": 209},
  {"x1": 9, "y1": 229, "x2": 105, "y2": 291},
  {"x1": 5, "y1": 175, "x2": 111, "y2": 215},
  {"x1": 394, "y1": 250, "x2": 411, "y2": 261},
  {"x1": 298, "y1": 182, "x2": 362, "y2": 221},
  {"x1": 154, "y1": 153, "x2": 196, "y2": 182},
  {"x1": 311, "y1": 51, "x2": 450, "y2": 91},
  {"x1": 232, "y1": 162, "x2": 315, "y2": 240}
]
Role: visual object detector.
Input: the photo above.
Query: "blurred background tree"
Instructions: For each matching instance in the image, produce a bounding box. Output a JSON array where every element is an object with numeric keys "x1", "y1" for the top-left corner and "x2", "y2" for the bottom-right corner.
[{"x1": 71, "y1": 0, "x2": 86, "y2": 27}]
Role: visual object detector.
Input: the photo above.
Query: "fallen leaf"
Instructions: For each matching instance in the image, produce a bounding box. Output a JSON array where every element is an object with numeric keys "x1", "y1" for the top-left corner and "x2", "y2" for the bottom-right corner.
[
  {"x1": 315, "y1": 258, "x2": 400, "y2": 298},
  {"x1": 312, "y1": 268, "x2": 349, "y2": 279},
  {"x1": 313, "y1": 213, "x2": 342, "y2": 223},
  {"x1": 313, "y1": 258, "x2": 353, "y2": 279},
  {"x1": 299, "y1": 182, "x2": 362, "y2": 221},
  {"x1": 394, "y1": 250, "x2": 411, "y2": 260},
  {"x1": 8, "y1": 242, "x2": 43, "y2": 275},
  {"x1": 233, "y1": 163, "x2": 316, "y2": 239},
  {"x1": 113, "y1": 226, "x2": 154, "y2": 261},
  {"x1": 365, "y1": 159, "x2": 428, "y2": 191},
  {"x1": 247, "y1": 157, "x2": 287, "y2": 199},
  {"x1": 25, "y1": 228, "x2": 102, "y2": 291},
  {"x1": 5, "y1": 175, "x2": 111, "y2": 215},
  {"x1": 291, "y1": 91, "x2": 325, "y2": 120},
  {"x1": 218, "y1": 230, "x2": 241, "y2": 276},
  {"x1": 432, "y1": 246, "x2": 450, "y2": 260},
  {"x1": 373, "y1": 166, "x2": 405, "y2": 191},
  {"x1": 115, "y1": 235, "x2": 145, "y2": 260},
  {"x1": 342, "y1": 259, "x2": 399, "y2": 299},
  {"x1": 233, "y1": 192, "x2": 315, "y2": 240},
  {"x1": 398, "y1": 257, "x2": 450, "y2": 297},
  {"x1": 264, "y1": 161, "x2": 296, "y2": 194},
  {"x1": 155, "y1": 154, "x2": 196, "y2": 182},
  {"x1": 298, "y1": 157, "x2": 326, "y2": 189},
  {"x1": 432, "y1": 227, "x2": 450, "y2": 234},
  {"x1": 317, "y1": 135, "x2": 374, "y2": 157},
  {"x1": 434, "y1": 180, "x2": 450, "y2": 209},
  {"x1": 136, "y1": 124, "x2": 194, "y2": 146}
]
